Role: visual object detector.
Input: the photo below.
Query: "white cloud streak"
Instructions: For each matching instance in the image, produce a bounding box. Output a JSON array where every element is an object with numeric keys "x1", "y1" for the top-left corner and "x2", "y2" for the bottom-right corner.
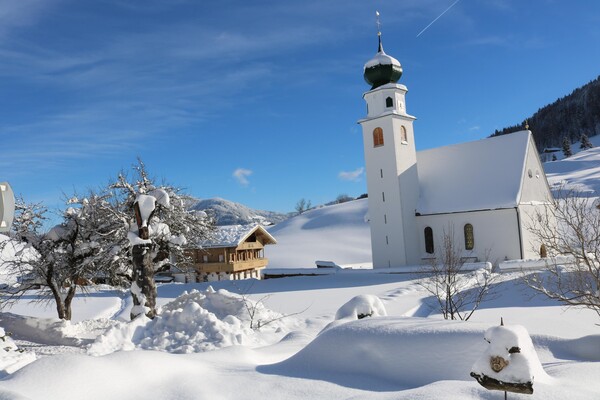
[
  {"x1": 233, "y1": 168, "x2": 253, "y2": 186},
  {"x1": 339, "y1": 167, "x2": 364, "y2": 182}
]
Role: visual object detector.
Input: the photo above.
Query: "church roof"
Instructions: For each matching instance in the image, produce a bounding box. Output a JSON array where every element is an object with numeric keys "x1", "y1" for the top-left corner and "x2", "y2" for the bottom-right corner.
[{"x1": 416, "y1": 130, "x2": 532, "y2": 215}]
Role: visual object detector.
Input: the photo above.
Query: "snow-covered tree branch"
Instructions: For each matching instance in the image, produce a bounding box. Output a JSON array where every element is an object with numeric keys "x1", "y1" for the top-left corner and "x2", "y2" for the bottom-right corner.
[{"x1": 523, "y1": 187, "x2": 600, "y2": 319}]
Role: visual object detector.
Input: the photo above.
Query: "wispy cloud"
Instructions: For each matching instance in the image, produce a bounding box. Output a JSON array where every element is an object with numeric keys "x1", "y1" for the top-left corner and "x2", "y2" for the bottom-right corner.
[
  {"x1": 233, "y1": 168, "x2": 253, "y2": 186},
  {"x1": 339, "y1": 167, "x2": 364, "y2": 182},
  {"x1": 0, "y1": 0, "x2": 62, "y2": 39}
]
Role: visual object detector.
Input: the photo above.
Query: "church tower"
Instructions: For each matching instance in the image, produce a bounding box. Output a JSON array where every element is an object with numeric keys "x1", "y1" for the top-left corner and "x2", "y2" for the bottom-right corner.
[{"x1": 358, "y1": 30, "x2": 420, "y2": 268}]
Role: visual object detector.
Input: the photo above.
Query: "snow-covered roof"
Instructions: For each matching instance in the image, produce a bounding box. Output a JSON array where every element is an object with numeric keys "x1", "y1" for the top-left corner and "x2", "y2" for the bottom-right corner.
[
  {"x1": 200, "y1": 225, "x2": 276, "y2": 248},
  {"x1": 417, "y1": 130, "x2": 531, "y2": 215},
  {"x1": 364, "y1": 51, "x2": 400, "y2": 70}
]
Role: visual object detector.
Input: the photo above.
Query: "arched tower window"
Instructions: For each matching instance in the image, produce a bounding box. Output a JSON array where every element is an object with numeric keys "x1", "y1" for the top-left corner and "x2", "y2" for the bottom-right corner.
[
  {"x1": 373, "y1": 127, "x2": 384, "y2": 147},
  {"x1": 424, "y1": 227, "x2": 434, "y2": 254},
  {"x1": 386, "y1": 96, "x2": 393, "y2": 108},
  {"x1": 464, "y1": 224, "x2": 474, "y2": 250},
  {"x1": 400, "y1": 126, "x2": 407, "y2": 143}
]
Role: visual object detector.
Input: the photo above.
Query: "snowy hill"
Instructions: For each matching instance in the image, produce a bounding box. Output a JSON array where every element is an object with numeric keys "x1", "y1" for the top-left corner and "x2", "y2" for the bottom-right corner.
[
  {"x1": 266, "y1": 198, "x2": 371, "y2": 269},
  {"x1": 544, "y1": 134, "x2": 600, "y2": 196},
  {"x1": 190, "y1": 197, "x2": 290, "y2": 226}
]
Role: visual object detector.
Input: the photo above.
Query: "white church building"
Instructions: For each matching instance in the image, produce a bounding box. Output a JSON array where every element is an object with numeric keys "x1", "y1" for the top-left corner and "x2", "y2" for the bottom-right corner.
[{"x1": 359, "y1": 34, "x2": 553, "y2": 268}]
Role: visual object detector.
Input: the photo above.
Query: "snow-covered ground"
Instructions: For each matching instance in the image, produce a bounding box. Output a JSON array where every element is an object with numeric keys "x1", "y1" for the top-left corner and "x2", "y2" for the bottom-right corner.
[
  {"x1": 0, "y1": 271, "x2": 598, "y2": 399},
  {"x1": 0, "y1": 145, "x2": 599, "y2": 399}
]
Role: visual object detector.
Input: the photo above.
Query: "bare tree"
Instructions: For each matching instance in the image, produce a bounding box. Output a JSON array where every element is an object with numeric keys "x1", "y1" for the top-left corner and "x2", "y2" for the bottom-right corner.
[
  {"x1": 419, "y1": 225, "x2": 497, "y2": 321},
  {"x1": 523, "y1": 187, "x2": 600, "y2": 319},
  {"x1": 0, "y1": 195, "x2": 114, "y2": 320},
  {"x1": 294, "y1": 198, "x2": 312, "y2": 215}
]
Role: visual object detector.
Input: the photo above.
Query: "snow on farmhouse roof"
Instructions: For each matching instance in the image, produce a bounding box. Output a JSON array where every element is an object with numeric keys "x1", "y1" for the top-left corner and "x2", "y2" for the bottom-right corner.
[
  {"x1": 416, "y1": 130, "x2": 531, "y2": 215},
  {"x1": 200, "y1": 224, "x2": 276, "y2": 248}
]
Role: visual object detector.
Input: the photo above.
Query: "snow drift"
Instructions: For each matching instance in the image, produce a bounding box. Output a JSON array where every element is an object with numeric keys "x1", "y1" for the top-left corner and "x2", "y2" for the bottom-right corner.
[
  {"x1": 90, "y1": 287, "x2": 287, "y2": 355},
  {"x1": 260, "y1": 317, "x2": 490, "y2": 390}
]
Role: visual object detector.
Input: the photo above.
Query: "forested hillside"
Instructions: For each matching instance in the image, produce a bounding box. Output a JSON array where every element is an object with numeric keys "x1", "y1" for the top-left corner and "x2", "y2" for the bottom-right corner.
[{"x1": 491, "y1": 75, "x2": 600, "y2": 151}]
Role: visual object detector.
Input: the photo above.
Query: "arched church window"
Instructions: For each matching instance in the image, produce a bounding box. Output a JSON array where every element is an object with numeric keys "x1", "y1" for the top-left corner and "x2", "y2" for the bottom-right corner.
[
  {"x1": 373, "y1": 127, "x2": 384, "y2": 147},
  {"x1": 464, "y1": 224, "x2": 474, "y2": 251},
  {"x1": 401, "y1": 126, "x2": 408, "y2": 143},
  {"x1": 424, "y1": 227, "x2": 434, "y2": 254},
  {"x1": 386, "y1": 96, "x2": 393, "y2": 108}
]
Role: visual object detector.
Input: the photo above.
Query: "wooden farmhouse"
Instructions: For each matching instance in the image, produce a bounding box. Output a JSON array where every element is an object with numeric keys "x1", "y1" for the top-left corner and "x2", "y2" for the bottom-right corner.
[{"x1": 186, "y1": 225, "x2": 276, "y2": 281}]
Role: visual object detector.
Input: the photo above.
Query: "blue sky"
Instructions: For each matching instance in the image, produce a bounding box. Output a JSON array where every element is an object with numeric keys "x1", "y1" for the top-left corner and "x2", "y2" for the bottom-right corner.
[{"x1": 2, "y1": 0, "x2": 600, "y2": 216}]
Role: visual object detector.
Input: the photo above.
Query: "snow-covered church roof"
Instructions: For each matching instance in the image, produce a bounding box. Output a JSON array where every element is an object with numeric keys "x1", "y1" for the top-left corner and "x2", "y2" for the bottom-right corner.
[
  {"x1": 416, "y1": 130, "x2": 533, "y2": 215},
  {"x1": 200, "y1": 224, "x2": 276, "y2": 248}
]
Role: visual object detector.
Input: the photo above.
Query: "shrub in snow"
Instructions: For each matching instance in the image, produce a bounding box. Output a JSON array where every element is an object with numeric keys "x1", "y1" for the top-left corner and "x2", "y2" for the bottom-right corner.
[
  {"x1": 0, "y1": 327, "x2": 35, "y2": 375},
  {"x1": 470, "y1": 324, "x2": 551, "y2": 394},
  {"x1": 89, "y1": 287, "x2": 286, "y2": 355},
  {"x1": 335, "y1": 295, "x2": 387, "y2": 320}
]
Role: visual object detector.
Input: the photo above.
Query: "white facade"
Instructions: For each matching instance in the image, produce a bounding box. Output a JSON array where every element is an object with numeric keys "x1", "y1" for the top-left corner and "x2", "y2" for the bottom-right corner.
[
  {"x1": 359, "y1": 83, "x2": 421, "y2": 268},
  {"x1": 359, "y1": 50, "x2": 553, "y2": 268}
]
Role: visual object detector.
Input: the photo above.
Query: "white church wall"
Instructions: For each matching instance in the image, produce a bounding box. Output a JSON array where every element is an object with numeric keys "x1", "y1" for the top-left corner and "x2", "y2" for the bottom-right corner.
[
  {"x1": 416, "y1": 208, "x2": 522, "y2": 266},
  {"x1": 520, "y1": 135, "x2": 553, "y2": 204},
  {"x1": 518, "y1": 203, "x2": 553, "y2": 260}
]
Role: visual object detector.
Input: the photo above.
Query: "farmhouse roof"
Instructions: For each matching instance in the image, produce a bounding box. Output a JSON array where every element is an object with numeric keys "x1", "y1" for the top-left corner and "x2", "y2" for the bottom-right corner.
[{"x1": 200, "y1": 224, "x2": 277, "y2": 248}]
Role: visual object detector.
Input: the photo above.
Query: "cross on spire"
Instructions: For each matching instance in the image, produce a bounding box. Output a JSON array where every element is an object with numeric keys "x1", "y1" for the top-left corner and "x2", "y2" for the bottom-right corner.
[{"x1": 376, "y1": 10, "x2": 381, "y2": 36}]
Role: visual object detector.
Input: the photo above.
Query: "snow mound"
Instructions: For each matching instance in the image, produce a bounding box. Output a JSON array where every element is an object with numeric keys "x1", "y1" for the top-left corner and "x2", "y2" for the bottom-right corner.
[
  {"x1": 0, "y1": 327, "x2": 36, "y2": 376},
  {"x1": 335, "y1": 294, "x2": 387, "y2": 320},
  {"x1": 261, "y1": 317, "x2": 488, "y2": 390},
  {"x1": 89, "y1": 287, "x2": 286, "y2": 355}
]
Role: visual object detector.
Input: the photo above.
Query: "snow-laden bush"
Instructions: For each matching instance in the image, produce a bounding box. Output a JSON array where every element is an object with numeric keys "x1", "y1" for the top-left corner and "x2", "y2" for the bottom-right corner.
[
  {"x1": 335, "y1": 294, "x2": 387, "y2": 321},
  {"x1": 89, "y1": 287, "x2": 285, "y2": 355}
]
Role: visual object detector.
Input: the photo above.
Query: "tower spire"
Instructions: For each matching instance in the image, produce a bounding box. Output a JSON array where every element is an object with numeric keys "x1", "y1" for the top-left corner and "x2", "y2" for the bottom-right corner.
[{"x1": 376, "y1": 10, "x2": 383, "y2": 53}]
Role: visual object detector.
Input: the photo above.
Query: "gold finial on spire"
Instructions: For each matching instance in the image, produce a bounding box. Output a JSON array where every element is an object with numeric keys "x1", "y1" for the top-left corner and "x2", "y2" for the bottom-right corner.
[
  {"x1": 376, "y1": 10, "x2": 381, "y2": 37},
  {"x1": 524, "y1": 119, "x2": 530, "y2": 130}
]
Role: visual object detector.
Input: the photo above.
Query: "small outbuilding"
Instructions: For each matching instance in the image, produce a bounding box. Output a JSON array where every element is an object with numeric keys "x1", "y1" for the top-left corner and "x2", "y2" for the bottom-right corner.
[{"x1": 186, "y1": 225, "x2": 276, "y2": 281}]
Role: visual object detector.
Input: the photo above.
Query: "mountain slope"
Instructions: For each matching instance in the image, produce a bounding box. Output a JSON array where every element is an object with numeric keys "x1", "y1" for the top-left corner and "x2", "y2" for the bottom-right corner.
[
  {"x1": 492, "y1": 75, "x2": 600, "y2": 151},
  {"x1": 190, "y1": 198, "x2": 290, "y2": 226}
]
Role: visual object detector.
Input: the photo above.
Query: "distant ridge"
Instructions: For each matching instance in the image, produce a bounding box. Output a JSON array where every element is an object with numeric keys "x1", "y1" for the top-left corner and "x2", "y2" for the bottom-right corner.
[
  {"x1": 189, "y1": 197, "x2": 290, "y2": 226},
  {"x1": 491, "y1": 75, "x2": 600, "y2": 151}
]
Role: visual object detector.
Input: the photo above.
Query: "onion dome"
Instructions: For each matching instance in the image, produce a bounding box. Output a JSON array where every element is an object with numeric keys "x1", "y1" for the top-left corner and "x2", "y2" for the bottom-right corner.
[{"x1": 363, "y1": 35, "x2": 403, "y2": 90}]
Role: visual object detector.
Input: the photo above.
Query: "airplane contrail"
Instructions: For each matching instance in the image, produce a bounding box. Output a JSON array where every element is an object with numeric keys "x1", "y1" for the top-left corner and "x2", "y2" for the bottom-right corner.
[{"x1": 416, "y1": 0, "x2": 462, "y2": 38}]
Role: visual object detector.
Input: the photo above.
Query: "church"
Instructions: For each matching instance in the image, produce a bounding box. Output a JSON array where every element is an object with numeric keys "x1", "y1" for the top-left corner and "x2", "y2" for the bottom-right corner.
[{"x1": 359, "y1": 33, "x2": 553, "y2": 268}]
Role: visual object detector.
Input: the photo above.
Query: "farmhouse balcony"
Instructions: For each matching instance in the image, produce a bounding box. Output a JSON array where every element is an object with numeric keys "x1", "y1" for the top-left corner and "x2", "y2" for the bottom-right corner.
[{"x1": 193, "y1": 258, "x2": 269, "y2": 274}]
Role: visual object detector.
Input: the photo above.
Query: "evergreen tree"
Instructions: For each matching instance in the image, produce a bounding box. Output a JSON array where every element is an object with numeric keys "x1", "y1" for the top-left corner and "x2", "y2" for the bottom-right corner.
[
  {"x1": 579, "y1": 133, "x2": 594, "y2": 150},
  {"x1": 562, "y1": 137, "x2": 573, "y2": 157}
]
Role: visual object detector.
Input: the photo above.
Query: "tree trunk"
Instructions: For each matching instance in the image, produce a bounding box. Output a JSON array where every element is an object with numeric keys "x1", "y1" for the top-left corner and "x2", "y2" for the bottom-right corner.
[
  {"x1": 130, "y1": 243, "x2": 157, "y2": 320},
  {"x1": 63, "y1": 285, "x2": 77, "y2": 321}
]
